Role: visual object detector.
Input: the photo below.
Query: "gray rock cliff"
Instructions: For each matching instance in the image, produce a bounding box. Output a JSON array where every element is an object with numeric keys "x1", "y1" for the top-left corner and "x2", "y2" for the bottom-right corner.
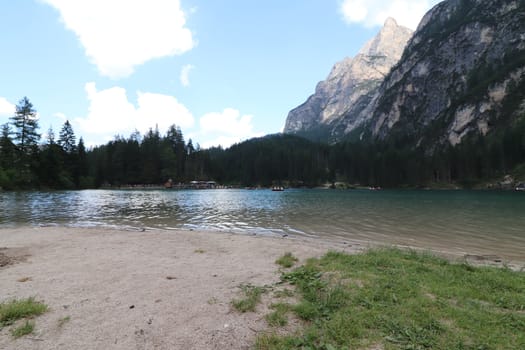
[
  {"x1": 285, "y1": 0, "x2": 525, "y2": 151},
  {"x1": 362, "y1": 0, "x2": 525, "y2": 149},
  {"x1": 283, "y1": 18, "x2": 413, "y2": 141}
]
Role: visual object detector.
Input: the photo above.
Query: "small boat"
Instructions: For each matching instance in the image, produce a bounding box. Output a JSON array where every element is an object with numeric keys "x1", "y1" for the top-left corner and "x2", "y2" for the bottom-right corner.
[{"x1": 271, "y1": 186, "x2": 285, "y2": 191}]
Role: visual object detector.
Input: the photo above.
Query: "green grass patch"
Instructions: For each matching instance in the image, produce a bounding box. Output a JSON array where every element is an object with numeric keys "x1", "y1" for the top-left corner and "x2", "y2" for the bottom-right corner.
[
  {"x1": 262, "y1": 248, "x2": 525, "y2": 349},
  {"x1": 276, "y1": 252, "x2": 298, "y2": 268},
  {"x1": 255, "y1": 333, "x2": 302, "y2": 350},
  {"x1": 10, "y1": 321, "x2": 34, "y2": 338},
  {"x1": 0, "y1": 298, "x2": 48, "y2": 327},
  {"x1": 266, "y1": 303, "x2": 291, "y2": 327},
  {"x1": 232, "y1": 284, "x2": 267, "y2": 313},
  {"x1": 273, "y1": 288, "x2": 294, "y2": 298}
]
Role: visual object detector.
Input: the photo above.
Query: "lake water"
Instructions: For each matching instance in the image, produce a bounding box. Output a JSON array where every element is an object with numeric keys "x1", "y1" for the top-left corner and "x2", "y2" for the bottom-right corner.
[{"x1": 1, "y1": 189, "x2": 524, "y2": 262}]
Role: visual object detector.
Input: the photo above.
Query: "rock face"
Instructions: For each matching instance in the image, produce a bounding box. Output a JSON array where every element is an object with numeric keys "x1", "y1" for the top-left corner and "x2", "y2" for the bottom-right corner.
[
  {"x1": 285, "y1": 0, "x2": 525, "y2": 150},
  {"x1": 283, "y1": 18, "x2": 413, "y2": 142},
  {"x1": 364, "y1": 0, "x2": 525, "y2": 149}
]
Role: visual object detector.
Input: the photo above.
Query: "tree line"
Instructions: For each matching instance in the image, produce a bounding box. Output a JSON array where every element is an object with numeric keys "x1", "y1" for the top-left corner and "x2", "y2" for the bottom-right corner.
[
  {"x1": 86, "y1": 125, "x2": 211, "y2": 188},
  {"x1": 1, "y1": 97, "x2": 524, "y2": 190},
  {"x1": 0, "y1": 97, "x2": 88, "y2": 189},
  {"x1": 0, "y1": 97, "x2": 210, "y2": 190}
]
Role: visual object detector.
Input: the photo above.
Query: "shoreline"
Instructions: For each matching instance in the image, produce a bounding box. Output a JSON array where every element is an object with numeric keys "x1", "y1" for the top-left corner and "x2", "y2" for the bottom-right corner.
[
  {"x1": 1, "y1": 226, "x2": 522, "y2": 349},
  {"x1": 0, "y1": 226, "x2": 356, "y2": 350}
]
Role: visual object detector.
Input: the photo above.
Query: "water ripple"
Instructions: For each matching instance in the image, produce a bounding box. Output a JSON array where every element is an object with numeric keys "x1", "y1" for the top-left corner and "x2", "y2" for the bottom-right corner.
[{"x1": 1, "y1": 189, "x2": 525, "y2": 261}]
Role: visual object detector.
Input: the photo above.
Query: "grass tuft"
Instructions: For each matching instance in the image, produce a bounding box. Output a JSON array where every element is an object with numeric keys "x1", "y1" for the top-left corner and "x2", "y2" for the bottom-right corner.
[
  {"x1": 255, "y1": 333, "x2": 299, "y2": 350},
  {"x1": 0, "y1": 298, "x2": 48, "y2": 327},
  {"x1": 261, "y1": 248, "x2": 525, "y2": 349},
  {"x1": 265, "y1": 303, "x2": 291, "y2": 327},
  {"x1": 276, "y1": 252, "x2": 298, "y2": 268},
  {"x1": 273, "y1": 288, "x2": 294, "y2": 298},
  {"x1": 10, "y1": 321, "x2": 34, "y2": 338},
  {"x1": 232, "y1": 284, "x2": 267, "y2": 313}
]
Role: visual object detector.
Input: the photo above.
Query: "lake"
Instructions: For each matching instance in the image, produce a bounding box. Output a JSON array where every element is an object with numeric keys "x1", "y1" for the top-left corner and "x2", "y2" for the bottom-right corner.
[{"x1": 1, "y1": 189, "x2": 524, "y2": 262}]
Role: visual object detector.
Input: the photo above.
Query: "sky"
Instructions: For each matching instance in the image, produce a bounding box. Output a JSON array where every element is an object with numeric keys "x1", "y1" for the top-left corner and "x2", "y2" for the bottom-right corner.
[{"x1": 0, "y1": 0, "x2": 441, "y2": 149}]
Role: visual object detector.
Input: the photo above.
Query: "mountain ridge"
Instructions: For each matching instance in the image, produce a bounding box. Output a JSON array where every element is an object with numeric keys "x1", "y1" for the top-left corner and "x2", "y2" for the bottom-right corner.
[
  {"x1": 362, "y1": 0, "x2": 525, "y2": 150},
  {"x1": 283, "y1": 18, "x2": 413, "y2": 142},
  {"x1": 284, "y1": 0, "x2": 525, "y2": 152}
]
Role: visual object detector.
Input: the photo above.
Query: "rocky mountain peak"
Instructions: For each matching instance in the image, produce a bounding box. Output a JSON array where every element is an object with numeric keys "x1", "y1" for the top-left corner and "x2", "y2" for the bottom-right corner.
[
  {"x1": 359, "y1": 17, "x2": 411, "y2": 58},
  {"x1": 384, "y1": 17, "x2": 398, "y2": 27},
  {"x1": 364, "y1": 0, "x2": 525, "y2": 149},
  {"x1": 284, "y1": 18, "x2": 413, "y2": 140}
]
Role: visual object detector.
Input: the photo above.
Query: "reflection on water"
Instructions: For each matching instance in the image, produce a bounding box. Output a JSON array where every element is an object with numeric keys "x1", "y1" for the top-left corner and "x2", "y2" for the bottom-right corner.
[{"x1": 1, "y1": 189, "x2": 525, "y2": 261}]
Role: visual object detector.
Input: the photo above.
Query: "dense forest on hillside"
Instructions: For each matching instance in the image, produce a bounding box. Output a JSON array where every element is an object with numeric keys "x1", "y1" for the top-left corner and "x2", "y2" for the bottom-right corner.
[{"x1": 1, "y1": 97, "x2": 525, "y2": 190}]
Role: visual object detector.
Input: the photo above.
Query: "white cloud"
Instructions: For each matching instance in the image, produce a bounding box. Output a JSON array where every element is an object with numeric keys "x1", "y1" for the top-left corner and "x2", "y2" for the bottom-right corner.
[
  {"x1": 198, "y1": 108, "x2": 263, "y2": 148},
  {"x1": 43, "y1": 0, "x2": 195, "y2": 79},
  {"x1": 60, "y1": 85, "x2": 259, "y2": 148},
  {"x1": 180, "y1": 64, "x2": 195, "y2": 87},
  {"x1": 53, "y1": 112, "x2": 68, "y2": 122},
  {"x1": 340, "y1": 0, "x2": 441, "y2": 30},
  {"x1": 74, "y1": 82, "x2": 194, "y2": 145},
  {"x1": 0, "y1": 97, "x2": 15, "y2": 117}
]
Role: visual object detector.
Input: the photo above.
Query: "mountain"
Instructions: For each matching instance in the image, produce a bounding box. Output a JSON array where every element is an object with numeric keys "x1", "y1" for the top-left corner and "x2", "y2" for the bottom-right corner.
[
  {"x1": 283, "y1": 18, "x2": 413, "y2": 142},
  {"x1": 285, "y1": 0, "x2": 525, "y2": 151},
  {"x1": 362, "y1": 0, "x2": 525, "y2": 150}
]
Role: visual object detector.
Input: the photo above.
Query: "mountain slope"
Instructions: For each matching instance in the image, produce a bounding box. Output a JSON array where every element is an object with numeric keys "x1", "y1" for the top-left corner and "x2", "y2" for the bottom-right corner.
[
  {"x1": 285, "y1": 0, "x2": 525, "y2": 154},
  {"x1": 283, "y1": 18, "x2": 413, "y2": 142},
  {"x1": 362, "y1": 0, "x2": 525, "y2": 150}
]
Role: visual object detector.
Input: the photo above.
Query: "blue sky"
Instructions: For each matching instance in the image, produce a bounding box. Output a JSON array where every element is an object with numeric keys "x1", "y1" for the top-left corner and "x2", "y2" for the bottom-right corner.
[{"x1": 0, "y1": 0, "x2": 440, "y2": 148}]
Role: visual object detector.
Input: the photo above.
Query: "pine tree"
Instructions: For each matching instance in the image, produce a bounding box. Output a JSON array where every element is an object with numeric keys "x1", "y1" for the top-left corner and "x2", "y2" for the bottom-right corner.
[
  {"x1": 0, "y1": 123, "x2": 17, "y2": 189},
  {"x1": 0, "y1": 123, "x2": 16, "y2": 169},
  {"x1": 76, "y1": 137, "x2": 91, "y2": 188},
  {"x1": 11, "y1": 97, "x2": 40, "y2": 156},
  {"x1": 10, "y1": 97, "x2": 40, "y2": 186},
  {"x1": 186, "y1": 139, "x2": 195, "y2": 155},
  {"x1": 58, "y1": 120, "x2": 77, "y2": 154},
  {"x1": 77, "y1": 137, "x2": 87, "y2": 174},
  {"x1": 39, "y1": 125, "x2": 66, "y2": 188},
  {"x1": 141, "y1": 127, "x2": 162, "y2": 183},
  {"x1": 47, "y1": 126, "x2": 55, "y2": 145},
  {"x1": 165, "y1": 125, "x2": 186, "y2": 181}
]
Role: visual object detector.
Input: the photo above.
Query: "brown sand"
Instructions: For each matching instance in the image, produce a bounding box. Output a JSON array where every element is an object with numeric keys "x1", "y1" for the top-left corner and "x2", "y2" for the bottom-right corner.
[{"x1": 0, "y1": 226, "x2": 361, "y2": 350}]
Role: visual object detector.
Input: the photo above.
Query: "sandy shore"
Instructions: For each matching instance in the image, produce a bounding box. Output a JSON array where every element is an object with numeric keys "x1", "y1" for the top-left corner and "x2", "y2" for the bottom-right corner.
[{"x1": 0, "y1": 226, "x2": 361, "y2": 350}]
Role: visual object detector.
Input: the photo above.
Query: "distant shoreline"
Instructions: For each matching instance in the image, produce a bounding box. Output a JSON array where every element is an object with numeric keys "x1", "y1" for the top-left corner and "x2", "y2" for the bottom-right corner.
[{"x1": 4, "y1": 179, "x2": 523, "y2": 192}]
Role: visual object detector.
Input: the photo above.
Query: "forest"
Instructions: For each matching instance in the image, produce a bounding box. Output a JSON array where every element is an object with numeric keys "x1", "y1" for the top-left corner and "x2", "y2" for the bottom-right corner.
[{"x1": 1, "y1": 97, "x2": 525, "y2": 190}]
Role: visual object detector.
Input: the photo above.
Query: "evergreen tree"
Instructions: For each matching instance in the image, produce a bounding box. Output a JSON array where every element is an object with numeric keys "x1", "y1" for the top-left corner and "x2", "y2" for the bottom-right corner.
[
  {"x1": 165, "y1": 125, "x2": 186, "y2": 181},
  {"x1": 57, "y1": 120, "x2": 80, "y2": 187},
  {"x1": 39, "y1": 125, "x2": 67, "y2": 188},
  {"x1": 140, "y1": 127, "x2": 162, "y2": 183},
  {"x1": 0, "y1": 123, "x2": 16, "y2": 169},
  {"x1": 46, "y1": 125, "x2": 56, "y2": 145},
  {"x1": 186, "y1": 139, "x2": 195, "y2": 155},
  {"x1": 10, "y1": 97, "x2": 40, "y2": 186},
  {"x1": 11, "y1": 97, "x2": 40, "y2": 156},
  {"x1": 160, "y1": 141, "x2": 177, "y2": 181},
  {"x1": 0, "y1": 123, "x2": 17, "y2": 189},
  {"x1": 77, "y1": 137, "x2": 89, "y2": 185},
  {"x1": 58, "y1": 120, "x2": 77, "y2": 154}
]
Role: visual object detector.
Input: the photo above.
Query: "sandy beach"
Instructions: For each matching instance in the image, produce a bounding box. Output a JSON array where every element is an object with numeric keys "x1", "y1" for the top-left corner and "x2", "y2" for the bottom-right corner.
[{"x1": 0, "y1": 226, "x2": 361, "y2": 350}]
